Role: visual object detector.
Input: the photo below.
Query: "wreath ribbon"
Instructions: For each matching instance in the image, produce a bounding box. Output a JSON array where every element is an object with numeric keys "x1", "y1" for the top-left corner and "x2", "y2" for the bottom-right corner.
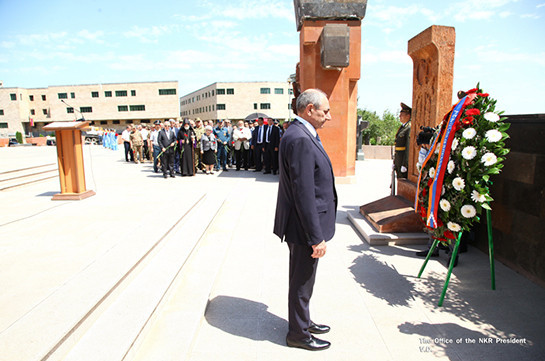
[{"x1": 415, "y1": 96, "x2": 467, "y2": 228}]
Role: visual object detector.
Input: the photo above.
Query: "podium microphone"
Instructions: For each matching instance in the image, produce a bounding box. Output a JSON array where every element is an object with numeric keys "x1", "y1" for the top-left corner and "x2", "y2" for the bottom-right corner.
[{"x1": 61, "y1": 99, "x2": 86, "y2": 121}]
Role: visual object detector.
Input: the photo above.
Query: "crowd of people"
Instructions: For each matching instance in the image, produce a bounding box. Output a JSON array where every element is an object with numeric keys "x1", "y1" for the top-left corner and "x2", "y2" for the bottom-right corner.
[{"x1": 115, "y1": 117, "x2": 290, "y2": 179}]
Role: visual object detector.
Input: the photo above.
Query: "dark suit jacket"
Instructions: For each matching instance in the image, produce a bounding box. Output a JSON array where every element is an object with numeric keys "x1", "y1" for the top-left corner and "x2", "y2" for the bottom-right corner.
[
  {"x1": 267, "y1": 125, "x2": 281, "y2": 149},
  {"x1": 158, "y1": 129, "x2": 176, "y2": 153},
  {"x1": 273, "y1": 119, "x2": 337, "y2": 246}
]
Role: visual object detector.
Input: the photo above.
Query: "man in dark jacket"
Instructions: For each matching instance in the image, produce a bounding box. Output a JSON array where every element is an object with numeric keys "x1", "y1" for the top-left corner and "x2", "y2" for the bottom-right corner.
[
  {"x1": 157, "y1": 119, "x2": 177, "y2": 178},
  {"x1": 273, "y1": 89, "x2": 337, "y2": 351}
]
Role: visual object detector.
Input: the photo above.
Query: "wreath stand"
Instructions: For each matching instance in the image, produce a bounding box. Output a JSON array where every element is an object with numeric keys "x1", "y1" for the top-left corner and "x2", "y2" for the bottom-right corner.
[{"x1": 417, "y1": 208, "x2": 495, "y2": 306}]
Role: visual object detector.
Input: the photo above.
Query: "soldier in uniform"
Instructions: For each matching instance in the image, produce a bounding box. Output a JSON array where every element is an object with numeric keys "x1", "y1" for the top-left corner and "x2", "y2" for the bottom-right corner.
[{"x1": 393, "y1": 102, "x2": 411, "y2": 179}]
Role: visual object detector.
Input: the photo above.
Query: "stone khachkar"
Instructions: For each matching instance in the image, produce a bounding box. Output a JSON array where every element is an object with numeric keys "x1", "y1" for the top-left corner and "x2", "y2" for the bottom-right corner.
[
  {"x1": 293, "y1": 0, "x2": 367, "y2": 179},
  {"x1": 359, "y1": 25, "x2": 456, "y2": 235}
]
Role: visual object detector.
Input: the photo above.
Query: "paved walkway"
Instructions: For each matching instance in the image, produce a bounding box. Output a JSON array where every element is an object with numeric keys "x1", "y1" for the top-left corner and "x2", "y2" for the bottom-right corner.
[{"x1": 0, "y1": 145, "x2": 544, "y2": 361}]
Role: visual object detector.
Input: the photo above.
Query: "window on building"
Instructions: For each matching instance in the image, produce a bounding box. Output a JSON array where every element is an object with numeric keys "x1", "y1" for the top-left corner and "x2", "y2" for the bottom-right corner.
[
  {"x1": 227, "y1": 88, "x2": 234, "y2": 95},
  {"x1": 275, "y1": 88, "x2": 284, "y2": 95},
  {"x1": 70, "y1": 92, "x2": 75, "y2": 99},
  {"x1": 92, "y1": 91, "x2": 99, "y2": 98},
  {"x1": 29, "y1": 95, "x2": 34, "y2": 101},
  {"x1": 197, "y1": 95, "x2": 200, "y2": 101},
  {"x1": 288, "y1": 103, "x2": 292, "y2": 109},
  {"x1": 260, "y1": 88, "x2": 270, "y2": 94},
  {"x1": 254, "y1": 103, "x2": 257, "y2": 110},
  {"x1": 67, "y1": 108, "x2": 74, "y2": 114},
  {"x1": 212, "y1": 105, "x2": 215, "y2": 111},
  {"x1": 58, "y1": 93, "x2": 68, "y2": 99},
  {"x1": 115, "y1": 90, "x2": 127, "y2": 97},
  {"x1": 217, "y1": 104, "x2": 226, "y2": 110},
  {"x1": 260, "y1": 103, "x2": 271, "y2": 109},
  {"x1": 42, "y1": 95, "x2": 46, "y2": 101},
  {"x1": 30, "y1": 109, "x2": 35, "y2": 115},
  {"x1": 129, "y1": 105, "x2": 145, "y2": 111},
  {"x1": 113, "y1": 120, "x2": 120, "y2": 124},
  {"x1": 0, "y1": 109, "x2": 5, "y2": 116},
  {"x1": 42, "y1": 109, "x2": 48, "y2": 115},
  {"x1": 105, "y1": 91, "x2": 112, "y2": 97},
  {"x1": 126, "y1": 120, "x2": 133, "y2": 124},
  {"x1": 141, "y1": 119, "x2": 150, "y2": 123},
  {"x1": 118, "y1": 105, "x2": 128, "y2": 112},
  {"x1": 158, "y1": 89, "x2": 176, "y2": 95},
  {"x1": 10, "y1": 93, "x2": 17, "y2": 101},
  {"x1": 216, "y1": 89, "x2": 225, "y2": 95},
  {"x1": 131, "y1": 90, "x2": 136, "y2": 96},
  {"x1": 80, "y1": 107, "x2": 93, "y2": 113},
  {"x1": 212, "y1": 90, "x2": 215, "y2": 96},
  {"x1": 0, "y1": 122, "x2": 7, "y2": 128},
  {"x1": 100, "y1": 121, "x2": 107, "y2": 125}
]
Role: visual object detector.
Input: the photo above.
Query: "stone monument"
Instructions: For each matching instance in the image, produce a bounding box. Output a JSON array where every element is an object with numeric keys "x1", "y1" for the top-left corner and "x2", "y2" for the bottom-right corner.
[
  {"x1": 356, "y1": 25, "x2": 456, "y2": 239},
  {"x1": 293, "y1": 0, "x2": 367, "y2": 179}
]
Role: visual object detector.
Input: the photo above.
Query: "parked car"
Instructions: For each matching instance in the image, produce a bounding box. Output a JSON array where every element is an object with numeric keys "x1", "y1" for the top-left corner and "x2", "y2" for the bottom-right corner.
[{"x1": 8, "y1": 138, "x2": 18, "y2": 146}]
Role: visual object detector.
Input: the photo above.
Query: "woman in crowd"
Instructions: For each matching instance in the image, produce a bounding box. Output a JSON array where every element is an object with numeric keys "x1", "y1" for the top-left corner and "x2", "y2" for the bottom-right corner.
[{"x1": 200, "y1": 125, "x2": 217, "y2": 174}]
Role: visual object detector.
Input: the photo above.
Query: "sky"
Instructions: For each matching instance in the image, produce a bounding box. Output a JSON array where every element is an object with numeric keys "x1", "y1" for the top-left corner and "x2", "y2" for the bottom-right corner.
[{"x1": 1, "y1": 0, "x2": 544, "y2": 116}]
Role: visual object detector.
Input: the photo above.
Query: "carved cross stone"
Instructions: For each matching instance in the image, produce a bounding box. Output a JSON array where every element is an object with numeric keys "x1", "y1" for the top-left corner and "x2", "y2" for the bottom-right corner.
[{"x1": 407, "y1": 25, "x2": 456, "y2": 184}]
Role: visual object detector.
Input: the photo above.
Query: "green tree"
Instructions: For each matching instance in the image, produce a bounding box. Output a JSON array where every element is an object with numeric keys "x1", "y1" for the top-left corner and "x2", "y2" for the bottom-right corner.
[
  {"x1": 15, "y1": 131, "x2": 23, "y2": 144},
  {"x1": 359, "y1": 109, "x2": 401, "y2": 145}
]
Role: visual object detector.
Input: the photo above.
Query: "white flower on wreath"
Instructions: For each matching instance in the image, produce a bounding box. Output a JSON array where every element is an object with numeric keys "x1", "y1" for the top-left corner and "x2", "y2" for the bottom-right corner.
[
  {"x1": 447, "y1": 222, "x2": 461, "y2": 232},
  {"x1": 462, "y1": 128, "x2": 477, "y2": 139},
  {"x1": 481, "y1": 152, "x2": 498, "y2": 166},
  {"x1": 442, "y1": 186, "x2": 446, "y2": 195},
  {"x1": 485, "y1": 129, "x2": 502, "y2": 143},
  {"x1": 429, "y1": 167, "x2": 436, "y2": 178},
  {"x1": 461, "y1": 204, "x2": 477, "y2": 218},
  {"x1": 451, "y1": 138, "x2": 459, "y2": 151},
  {"x1": 440, "y1": 199, "x2": 451, "y2": 212},
  {"x1": 447, "y1": 160, "x2": 455, "y2": 174},
  {"x1": 453, "y1": 177, "x2": 465, "y2": 191},
  {"x1": 462, "y1": 146, "x2": 477, "y2": 160},
  {"x1": 484, "y1": 112, "x2": 500, "y2": 122},
  {"x1": 471, "y1": 190, "x2": 487, "y2": 203}
]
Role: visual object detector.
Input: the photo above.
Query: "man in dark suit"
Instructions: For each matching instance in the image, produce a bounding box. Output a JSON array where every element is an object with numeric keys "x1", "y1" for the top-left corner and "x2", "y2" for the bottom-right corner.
[
  {"x1": 157, "y1": 119, "x2": 177, "y2": 178},
  {"x1": 264, "y1": 119, "x2": 281, "y2": 174},
  {"x1": 273, "y1": 89, "x2": 337, "y2": 351},
  {"x1": 251, "y1": 117, "x2": 266, "y2": 171}
]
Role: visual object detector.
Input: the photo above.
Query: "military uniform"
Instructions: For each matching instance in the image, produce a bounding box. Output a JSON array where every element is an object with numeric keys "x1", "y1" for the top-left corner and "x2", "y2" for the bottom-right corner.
[
  {"x1": 193, "y1": 124, "x2": 205, "y2": 171},
  {"x1": 394, "y1": 103, "x2": 411, "y2": 178}
]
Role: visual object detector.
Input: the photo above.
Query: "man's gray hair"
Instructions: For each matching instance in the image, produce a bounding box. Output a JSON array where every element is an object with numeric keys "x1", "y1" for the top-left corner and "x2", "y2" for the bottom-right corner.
[{"x1": 295, "y1": 89, "x2": 327, "y2": 114}]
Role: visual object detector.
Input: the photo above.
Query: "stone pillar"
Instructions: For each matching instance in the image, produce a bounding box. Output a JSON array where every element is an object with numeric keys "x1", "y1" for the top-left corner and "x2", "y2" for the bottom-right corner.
[
  {"x1": 294, "y1": 0, "x2": 367, "y2": 179},
  {"x1": 407, "y1": 25, "x2": 456, "y2": 183}
]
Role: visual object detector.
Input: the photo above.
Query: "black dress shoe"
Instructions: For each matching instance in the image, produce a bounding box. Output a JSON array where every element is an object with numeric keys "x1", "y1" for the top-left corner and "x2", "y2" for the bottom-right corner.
[
  {"x1": 264, "y1": 171, "x2": 271, "y2": 174},
  {"x1": 163, "y1": 175, "x2": 168, "y2": 179},
  {"x1": 308, "y1": 322, "x2": 330, "y2": 334},
  {"x1": 416, "y1": 248, "x2": 439, "y2": 257},
  {"x1": 286, "y1": 335, "x2": 330, "y2": 351}
]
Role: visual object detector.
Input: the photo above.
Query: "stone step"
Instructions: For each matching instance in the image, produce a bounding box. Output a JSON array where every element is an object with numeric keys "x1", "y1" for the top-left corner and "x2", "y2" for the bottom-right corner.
[
  {"x1": 53, "y1": 193, "x2": 226, "y2": 361},
  {"x1": 0, "y1": 163, "x2": 58, "y2": 191},
  {"x1": 126, "y1": 184, "x2": 251, "y2": 361},
  {"x1": 0, "y1": 193, "x2": 211, "y2": 361}
]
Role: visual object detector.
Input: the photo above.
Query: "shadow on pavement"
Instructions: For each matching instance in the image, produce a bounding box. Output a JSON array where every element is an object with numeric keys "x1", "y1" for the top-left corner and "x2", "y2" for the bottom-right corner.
[{"x1": 205, "y1": 295, "x2": 288, "y2": 346}]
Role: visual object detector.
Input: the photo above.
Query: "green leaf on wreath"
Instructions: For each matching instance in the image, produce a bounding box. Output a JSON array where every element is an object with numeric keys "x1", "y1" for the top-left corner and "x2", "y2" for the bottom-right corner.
[{"x1": 482, "y1": 203, "x2": 492, "y2": 210}]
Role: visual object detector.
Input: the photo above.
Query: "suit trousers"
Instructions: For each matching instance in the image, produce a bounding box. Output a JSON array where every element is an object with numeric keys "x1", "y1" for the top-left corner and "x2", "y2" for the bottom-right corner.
[
  {"x1": 287, "y1": 242, "x2": 319, "y2": 341},
  {"x1": 254, "y1": 143, "x2": 264, "y2": 171},
  {"x1": 161, "y1": 151, "x2": 175, "y2": 176},
  {"x1": 235, "y1": 148, "x2": 249, "y2": 170}
]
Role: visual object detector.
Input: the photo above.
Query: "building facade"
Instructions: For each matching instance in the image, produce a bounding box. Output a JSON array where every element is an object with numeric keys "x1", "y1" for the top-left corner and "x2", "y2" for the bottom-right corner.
[
  {"x1": 180, "y1": 81, "x2": 294, "y2": 122},
  {"x1": 0, "y1": 81, "x2": 180, "y2": 137}
]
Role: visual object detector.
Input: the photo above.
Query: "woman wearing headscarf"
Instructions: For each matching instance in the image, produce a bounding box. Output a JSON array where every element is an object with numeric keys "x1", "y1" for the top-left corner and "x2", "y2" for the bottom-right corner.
[
  {"x1": 177, "y1": 119, "x2": 196, "y2": 176},
  {"x1": 200, "y1": 125, "x2": 217, "y2": 174}
]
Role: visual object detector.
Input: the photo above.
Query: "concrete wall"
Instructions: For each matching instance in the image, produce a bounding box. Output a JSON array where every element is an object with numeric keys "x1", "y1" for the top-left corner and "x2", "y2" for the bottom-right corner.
[
  {"x1": 474, "y1": 113, "x2": 545, "y2": 285},
  {"x1": 361, "y1": 145, "x2": 394, "y2": 160}
]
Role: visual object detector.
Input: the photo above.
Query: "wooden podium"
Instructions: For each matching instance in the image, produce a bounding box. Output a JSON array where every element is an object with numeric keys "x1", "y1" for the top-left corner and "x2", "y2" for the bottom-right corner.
[{"x1": 43, "y1": 121, "x2": 96, "y2": 201}]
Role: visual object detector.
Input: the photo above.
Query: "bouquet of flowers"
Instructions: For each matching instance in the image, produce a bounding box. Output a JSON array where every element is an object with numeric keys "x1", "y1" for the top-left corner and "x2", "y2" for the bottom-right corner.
[{"x1": 415, "y1": 85, "x2": 510, "y2": 244}]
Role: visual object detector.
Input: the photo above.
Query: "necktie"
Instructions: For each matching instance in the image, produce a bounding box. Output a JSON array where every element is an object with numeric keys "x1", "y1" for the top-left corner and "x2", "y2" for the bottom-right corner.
[
  {"x1": 258, "y1": 126, "x2": 263, "y2": 143},
  {"x1": 316, "y1": 133, "x2": 322, "y2": 145}
]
